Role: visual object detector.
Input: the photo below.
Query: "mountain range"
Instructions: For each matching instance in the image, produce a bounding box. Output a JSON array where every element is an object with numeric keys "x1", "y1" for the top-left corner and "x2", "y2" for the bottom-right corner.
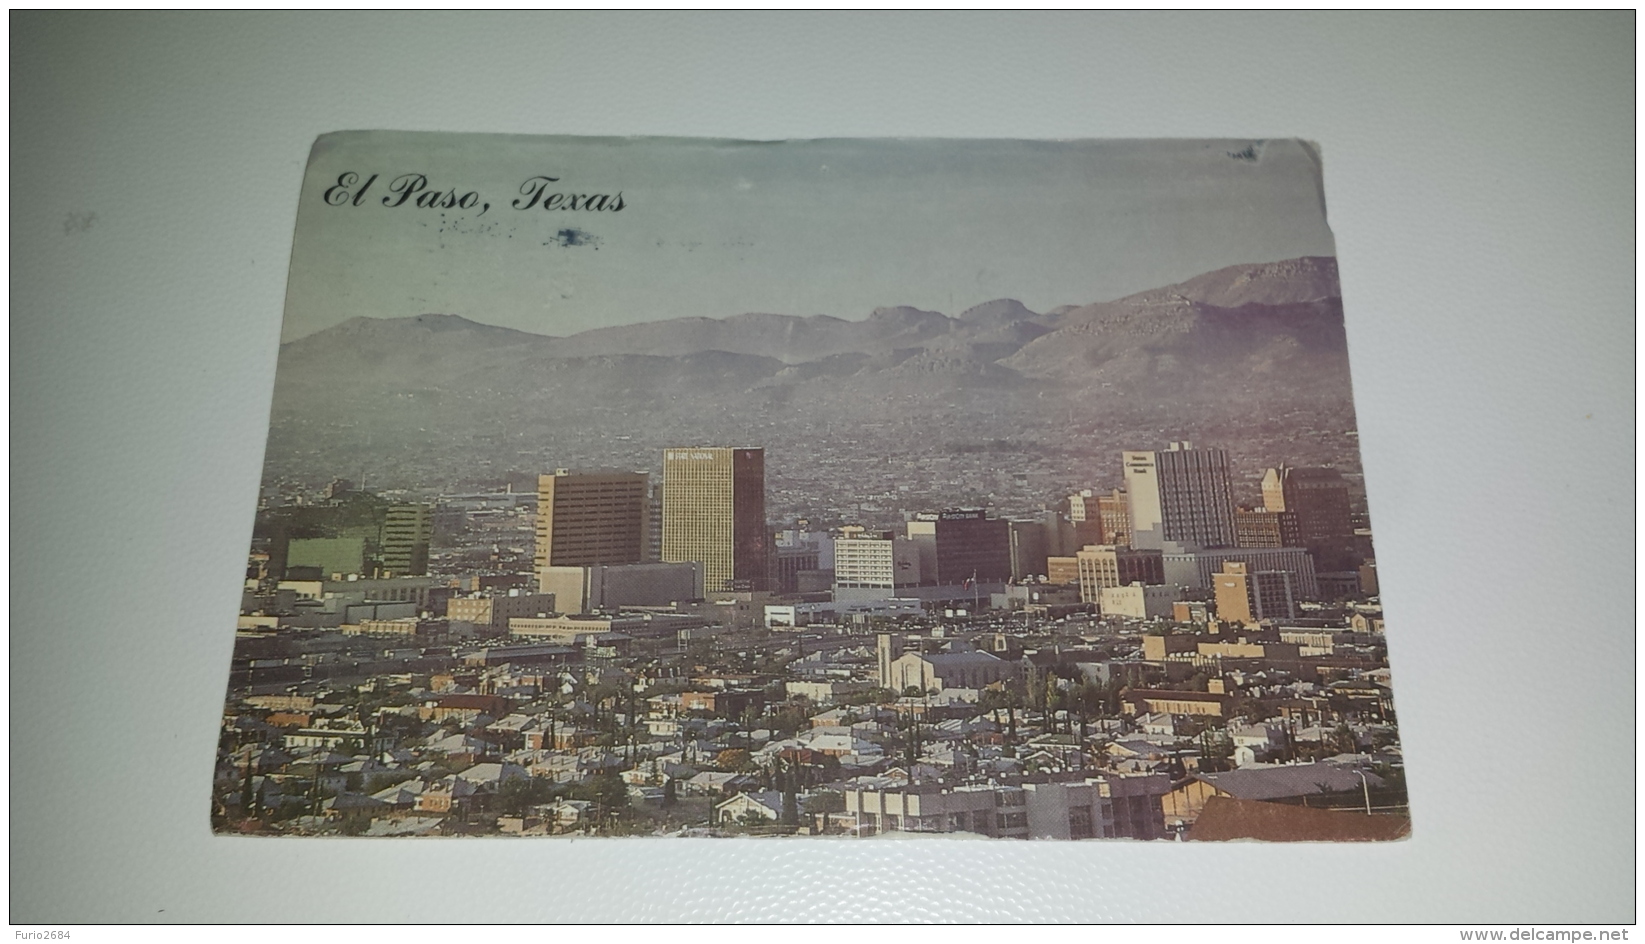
[{"x1": 262, "y1": 256, "x2": 1361, "y2": 514}]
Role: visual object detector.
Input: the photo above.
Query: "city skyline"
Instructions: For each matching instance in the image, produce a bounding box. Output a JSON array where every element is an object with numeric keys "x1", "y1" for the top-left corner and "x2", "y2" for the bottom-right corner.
[
  {"x1": 218, "y1": 133, "x2": 1401, "y2": 843},
  {"x1": 226, "y1": 432, "x2": 1394, "y2": 839}
]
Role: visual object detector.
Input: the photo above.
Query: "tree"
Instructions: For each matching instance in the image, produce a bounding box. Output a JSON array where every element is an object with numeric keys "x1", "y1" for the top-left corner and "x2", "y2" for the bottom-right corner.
[
  {"x1": 715, "y1": 748, "x2": 756, "y2": 773},
  {"x1": 1197, "y1": 727, "x2": 1233, "y2": 773},
  {"x1": 1044, "y1": 677, "x2": 1061, "y2": 732},
  {"x1": 1332, "y1": 723, "x2": 1357, "y2": 755},
  {"x1": 661, "y1": 776, "x2": 677, "y2": 808},
  {"x1": 497, "y1": 775, "x2": 560, "y2": 816},
  {"x1": 1077, "y1": 680, "x2": 1106, "y2": 738},
  {"x1": 770, "y1": 756, "x2": 802, "y2": 827},
  {"x1": 858, "y1": 687, "x2": 900, "y2": 706},
  {"x1": 239, "y1": 754, "x2": 255, "y2": 820},
  {"x1": 685, "y1": 636, "x2": 714, "y2": 664},
  {"x1": 588, "y1": 769, "x2": 629, "y2": 832},
  {"x1": 1102, "y1": 679, "x2": 1124, "y2": 719},
  {"x1": 1370, "y1": 762, "x2": 1408, "y2": 808},
  {"x1": 768, "y1": 704, "x2": 810, "y2": 738},
  {"x1": 979, "y1": 688, "x2": 1009, "y2": 714},
  {"x1": 1230, "y1": 690, "x2": 1266, "y2": 724},
  {"x1": 803, "y1": 790, "x2": 845, "y2": 834},
  {"x1": 307, "y1": 767, "x2": 323, "y2": 816}
]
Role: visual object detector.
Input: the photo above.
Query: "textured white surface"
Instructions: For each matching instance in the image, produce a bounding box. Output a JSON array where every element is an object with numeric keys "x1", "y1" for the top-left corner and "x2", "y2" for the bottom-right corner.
[{"x1": 10, "y1": 12, "x2": 1635, "y2": 923}]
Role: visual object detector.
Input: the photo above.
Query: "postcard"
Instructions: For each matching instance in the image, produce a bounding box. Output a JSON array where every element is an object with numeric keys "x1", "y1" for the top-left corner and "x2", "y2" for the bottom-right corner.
[{"x1": 216, "y1": 132, "x2": 1407, "y2": 840}]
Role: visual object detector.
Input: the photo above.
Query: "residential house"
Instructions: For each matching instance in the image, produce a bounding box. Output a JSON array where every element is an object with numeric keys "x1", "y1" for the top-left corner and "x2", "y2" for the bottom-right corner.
[
  {"x1": 455, "y1": 762, "x2": 531, "y2": 788},
  {"x1": 419, "y1": 693, "x2": 510, "y2": 723},
  {"x1": 715, "y1": 790, "x2": 785, "y2": 825},
  {"x1": 1161, "y1": 762, "x2": 1386, "y2": 829},
  {"x1": 683, "y1": 771, "x2": 757, "y2": 797},
  {"x1": 1121, "y1": 689, "x2": 1231, "y2": 718},
  {"x1": 371, "y1": 778, "x2": 426, "y2": 810},
  {"x1": 415, "y1": 776, "x2": 479, "y2": 814},
  {"x1": 321, "y1": 792, "x2": 387, "y2": 825}
]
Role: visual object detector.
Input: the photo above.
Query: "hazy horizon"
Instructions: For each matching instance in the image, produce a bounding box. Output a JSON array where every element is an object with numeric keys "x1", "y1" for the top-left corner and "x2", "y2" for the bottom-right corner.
[
  {"x1": 282, "y1": 252, "x2": 1339, "y2": 344},
  {"x1": 280, "y1": 134, "x2": 1337, "y2": 343}
]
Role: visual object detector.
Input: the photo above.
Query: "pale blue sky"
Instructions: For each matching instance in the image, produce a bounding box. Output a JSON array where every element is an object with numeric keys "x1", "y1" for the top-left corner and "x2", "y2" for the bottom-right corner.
[{"x1": 282, "y1": 133, "x2": 1335, "y2": 342}]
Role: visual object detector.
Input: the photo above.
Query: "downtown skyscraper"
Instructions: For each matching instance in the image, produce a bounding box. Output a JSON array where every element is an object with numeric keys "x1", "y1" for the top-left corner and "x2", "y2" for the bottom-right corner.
[
  {"x1": 534, "y1": 470, "x2": 650, "y2": 572},
  {"x1": 1261, "y1": 464, "x2": 1359, "y2": 571},
  {"x1": 660, "y1": 447, "x2": 768, "y2": 595},
  {"x1": 1123, "y1": 442, "x2": 1237, "y2": 551}
]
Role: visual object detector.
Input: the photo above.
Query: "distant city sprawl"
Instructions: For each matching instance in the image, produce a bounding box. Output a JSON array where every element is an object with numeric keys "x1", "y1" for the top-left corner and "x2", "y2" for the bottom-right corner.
[
  {"x1": 259, "y1": 257, "x2": 1362, "y2": 534},
  {"x1": 216, "y1": 258, "x2": 1405, "y2": 841}
]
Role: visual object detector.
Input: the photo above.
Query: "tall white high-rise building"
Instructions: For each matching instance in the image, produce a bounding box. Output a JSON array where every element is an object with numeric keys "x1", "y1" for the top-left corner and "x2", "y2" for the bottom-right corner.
[
  {"x1": 833, "y1": 533, "x2": 922, "y2": 603},
  {"x1": 1123, "y1": 441, "x2": 1236, "y2": 551}
]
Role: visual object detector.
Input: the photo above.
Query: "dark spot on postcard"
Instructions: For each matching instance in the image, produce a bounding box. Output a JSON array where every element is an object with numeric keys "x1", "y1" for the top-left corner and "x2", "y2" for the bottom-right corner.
[{"x1": 546, "y1": 228, "x2": 600, "y2": 248}]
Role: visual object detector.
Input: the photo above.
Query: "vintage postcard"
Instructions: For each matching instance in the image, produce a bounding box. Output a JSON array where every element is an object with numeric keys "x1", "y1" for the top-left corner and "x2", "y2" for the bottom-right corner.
[{"x1": 217, "y1": 132, "x2": 1407, "y2": 840}]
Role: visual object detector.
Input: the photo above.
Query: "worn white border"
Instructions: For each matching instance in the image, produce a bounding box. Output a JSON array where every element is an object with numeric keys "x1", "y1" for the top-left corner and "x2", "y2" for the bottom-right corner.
[{"x1": 10, "y1": 11, "x2": 1634, "y2": 923}]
